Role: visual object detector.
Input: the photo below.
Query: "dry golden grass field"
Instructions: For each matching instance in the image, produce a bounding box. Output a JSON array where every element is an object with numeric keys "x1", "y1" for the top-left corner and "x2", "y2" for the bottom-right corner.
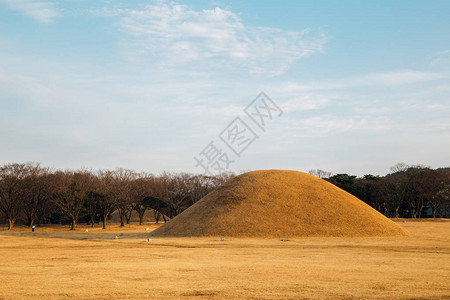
[{"x1": 0, "y1": 220, "x2": 449, "y2": 299}]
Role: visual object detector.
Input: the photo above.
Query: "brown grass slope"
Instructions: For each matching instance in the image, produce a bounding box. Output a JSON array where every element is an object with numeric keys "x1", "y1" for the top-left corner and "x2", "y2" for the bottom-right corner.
[{"x1": 150, "y1": 170, "x2": 409, "y2": 237}]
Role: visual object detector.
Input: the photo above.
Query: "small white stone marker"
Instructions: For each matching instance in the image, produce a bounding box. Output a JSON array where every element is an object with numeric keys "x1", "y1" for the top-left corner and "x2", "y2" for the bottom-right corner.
[
  {"x1": 114, "y1": 236, "x2": 119, "y2": 239},
  {"x1": 145, "y1": 227, "x2": 150, "y2": 231},
  {"x1": 146, "y1": 238, "x2": 152, "y2": 242},
  {"x1": 85, "y1": 229, "x2": 88, "y2": 232}
]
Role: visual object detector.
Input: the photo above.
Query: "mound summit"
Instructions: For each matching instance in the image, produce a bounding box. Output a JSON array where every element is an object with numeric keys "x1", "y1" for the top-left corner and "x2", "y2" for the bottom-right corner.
[{"x1": 150, "y1": 170, "x2": 408, "y2": 237}]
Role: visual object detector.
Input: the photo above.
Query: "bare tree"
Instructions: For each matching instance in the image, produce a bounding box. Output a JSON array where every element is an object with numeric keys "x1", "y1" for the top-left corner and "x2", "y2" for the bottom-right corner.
[
  {"x1": 110, "y1": 169, "x2": 136, "y2": 227},
  {"x1": 0, "y1": 163, "x2": 30, "y2": 229},
  {"x1": 142, "y1": 196, "x2": 175, "y2": 222},
  {"x1": 85, "y1": 191, "x2": 100, "y2": 227},
  {"x1": 97, "y1": 170, "x2": 118, "y2": 229},
  {"x1": 384, "y1": 174, "x2": 408, "y2": 218},
  {"x1": 21, "y1": 164, "x2": 54, "y2": 227},
  {"x1": 404, "y1": 166, "x2": 432, "y2": 218},
  {"x1": 130, "y1": 176, "x2": 153, "y2": 225},
  {"x1": 424, "y1": 169, "x2": 449, "y2": 218},
  {"x1": 159, "y1": 172, "x2": 186, "y2": 216},
  {"x1": 308, "y1": 169, "x2": 332, "y2": 179},
  {"x1": 153, "y1": 209, "x2": 161, "y2": 223},
  {"x1": 160, "y1": 173, "x2": 220, "y2": 215},
  {"x1": 390, "y1": 162, "x2": 409, "y2": 174},
  {"x1": 35, "y1": 172, "x2": 60, "y2": 226},
  {"x1": 53, "y1": 170, "x2": 94, "y2": 230},
  {"x1": 135, "y1": 175, "x2": 169, "y2": 224}
]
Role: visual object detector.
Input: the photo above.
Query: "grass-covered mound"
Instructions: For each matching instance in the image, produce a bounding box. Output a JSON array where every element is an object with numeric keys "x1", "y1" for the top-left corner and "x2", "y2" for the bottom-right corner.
[{"x1": 150, "y1": 170, "x2": 408, "y2": 237}]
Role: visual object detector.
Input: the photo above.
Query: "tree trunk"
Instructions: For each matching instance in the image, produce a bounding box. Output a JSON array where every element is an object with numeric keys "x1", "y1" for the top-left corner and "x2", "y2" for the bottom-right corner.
[
  {"x1": 7, "y1": 217, "x2": 15, "y2": 230},
  {"x1": 120, "y1": 213, "x2": 125, "y2": 226},
  {"x1": 126, "y1": 208, "x2": 133, "y2": 225},
  {"x1": 138, "y1": 212, "x2": 144, "y2": 225},
  {"x1": 394, "y1": 206, "x2": 399, "y2": 218},
  {"x1": 27, "y1": 213, "x2": 35, "y2": 228},
  {"x1": 71, "y1": 218, "x2": 76, "y2": 230},
  {"x1": 36, "y1": 212, "x2": 43, "y2": 226},
  {"x1": 418, "y1": 199, "x2": 424, "y2": 218},
  {"x1": 102, "y1": 215, "x2": 107, "y2": 229},
  {"x1": 154, "y1": 210, "x2": 160, "y2": 224},
  {"x1": 37, "y1": 210, "x2": 47, "y2": 226}
]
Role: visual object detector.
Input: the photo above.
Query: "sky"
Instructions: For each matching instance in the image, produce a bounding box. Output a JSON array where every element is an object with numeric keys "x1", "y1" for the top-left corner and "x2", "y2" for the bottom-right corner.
[{"x1": 0, "y1": 0, "x2": 449, "y2": 177}]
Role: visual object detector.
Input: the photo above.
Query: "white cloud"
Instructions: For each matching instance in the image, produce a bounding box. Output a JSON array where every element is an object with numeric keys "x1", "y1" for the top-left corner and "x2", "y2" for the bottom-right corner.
[
  {"x1": 282, "y1": 70, "x2": 446, "y2": 92},
  {"x1": 362, "y1": 70, "x2": 444, "y2": 86},
  {"x1": 278, "y1": 93, "x2": 336, "y2": 113},
  {"x1": 0, "y1": 0, "x2": 58, "y2": 23},
  {"x1": 426, "y1": 103, "x2": 446, "y2": 110},
  {"x1": 428, "y1": 50, "x2": 450, "y2": 67},
  {"x1": 277, "y1": 115, "x2": 390, "y2": 137},
  {"x1": 105, "y1": 2, "x2": 326, "y2": 76}
]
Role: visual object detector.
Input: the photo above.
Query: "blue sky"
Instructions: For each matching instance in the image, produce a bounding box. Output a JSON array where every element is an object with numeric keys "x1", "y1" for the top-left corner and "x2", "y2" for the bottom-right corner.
[{"x1": 0, "y1": 0, "x2": 449, "y2": 176}]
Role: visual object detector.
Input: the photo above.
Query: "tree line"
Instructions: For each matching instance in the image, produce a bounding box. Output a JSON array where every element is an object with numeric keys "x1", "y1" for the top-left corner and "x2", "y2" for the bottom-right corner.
[
  {"x1": 310, "y1": 163, "x2": 450, "y2": 218},
  {"x1": 0, "y1": 163, "x2": 233, "y2": 230},
  {"x1": 1, "y1": 162, "x2": 449, "y2": 230}
]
